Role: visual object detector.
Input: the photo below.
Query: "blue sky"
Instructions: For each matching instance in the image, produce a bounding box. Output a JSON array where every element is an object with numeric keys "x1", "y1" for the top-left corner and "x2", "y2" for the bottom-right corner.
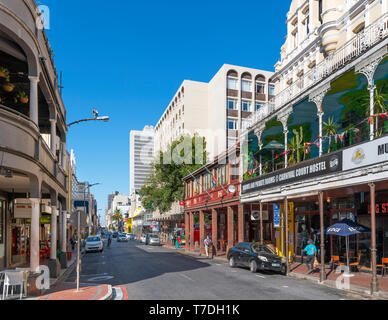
[{"x1": 42, "y1": 0, "x2": 289, "y2": 224}]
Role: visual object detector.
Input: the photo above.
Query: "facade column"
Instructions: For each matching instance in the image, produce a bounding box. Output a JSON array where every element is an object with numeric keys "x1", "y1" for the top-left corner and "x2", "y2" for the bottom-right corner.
[
  {"x1": 369, "y1": 182, "x2": 379, "y2": 294},
  {"x1": 50, "y1": 207, "x2": 58, "y2": 260},
  {"x1": 227, "y1": 207, "x2": 234, "y2": 252},
  {"x1": 199, "y1": 211, "x2": 205, "y2": 255},
  {"x1": 260, "y1": 202, "x2": 264, "y2": 245},
  {"x1": 254, "y1": 125, "x2": 265, "y2": 175},
  {"x1": 356, "y1": 48, "x2": 388, "y2": 141},
  {"x1": 60, "y1": 203, "x2": 67, "y2": 269},
  {"x1": 238, "y1": 205, "x2": 244, "y2": 243},
  {"x1": 28, "y1": 76, "x2": 40, "y2": 127},
  {"x1": 309, "y1": 83, "x2": 330, "y2": 156},
  {"x1": 49, "y1": 118, "x2": 56, "y2": 154},
  {"x1": 284, "y1": 197, "x2": 289, "y2": 274},
  {"x1": 30, "y1": 198, "x2": 40, "y2": 273},
  {"x1": 185, "y1": 213, "x2": 190, "y2": 251},
  {"x1": 212, "y1": 209, "x2": 218, "y2": 255},
  {"x1": 190, "y1": 212, "x2": 195, "y2": 251},
  {"x1": 319, "y1": 191, "x2": 326, "y2": 282}
]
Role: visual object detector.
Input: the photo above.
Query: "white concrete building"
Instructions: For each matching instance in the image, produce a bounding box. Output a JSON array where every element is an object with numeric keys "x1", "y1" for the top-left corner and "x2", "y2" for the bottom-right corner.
[
  {"x1": 154, "y1": 64, "x2": 274, "y2": 161},
  {"x1": 130, "y1": 126, "x2": 154, "y2": 194}
]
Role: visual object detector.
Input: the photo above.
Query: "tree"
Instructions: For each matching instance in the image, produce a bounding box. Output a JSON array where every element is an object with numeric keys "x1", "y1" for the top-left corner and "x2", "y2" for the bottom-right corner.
[
  {"x1": 365, "y1": 88, "x2": 388, "y2": 136},
  {"x1": 323, "y1": 117, "x2": 340, "y2": 154},
  {"x1": 139, "y1": 134, "x2": 208, "y2": 214},
  {"x1": 112, "y1": 209, "x2": 123, "y2": 231}
]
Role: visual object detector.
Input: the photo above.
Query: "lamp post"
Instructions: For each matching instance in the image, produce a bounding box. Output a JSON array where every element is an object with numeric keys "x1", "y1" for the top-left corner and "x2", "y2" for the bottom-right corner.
[{"x1": 67, "y1": 108, "x2": 110, "y2": 128}]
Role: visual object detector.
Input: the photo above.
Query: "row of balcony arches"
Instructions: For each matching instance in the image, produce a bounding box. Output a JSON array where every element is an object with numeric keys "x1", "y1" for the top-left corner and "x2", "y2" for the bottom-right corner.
[{"x1": 227, "y1": 70, "x2": 267, "y2": 83}]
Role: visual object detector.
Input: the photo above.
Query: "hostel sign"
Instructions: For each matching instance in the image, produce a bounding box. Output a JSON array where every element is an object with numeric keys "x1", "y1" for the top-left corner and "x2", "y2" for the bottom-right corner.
[{"x1": 241, "y1": 152, "x2": 342, "y2": 194}]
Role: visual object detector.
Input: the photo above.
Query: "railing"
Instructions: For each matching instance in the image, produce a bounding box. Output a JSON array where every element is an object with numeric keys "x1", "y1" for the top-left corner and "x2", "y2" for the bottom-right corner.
[{"x1": 242, "y1": 12, "x2": 388, "y2": 134}]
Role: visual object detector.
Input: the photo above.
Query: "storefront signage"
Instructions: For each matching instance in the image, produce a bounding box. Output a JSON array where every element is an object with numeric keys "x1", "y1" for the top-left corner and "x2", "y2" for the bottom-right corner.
[
  {"x1": 274, "y1": 204, "x2": 280, "y2": 228},
  {"x1": 26, "y1": 215, "x2": 51, "y2": 224},
  {"x1": 368, "y1": 203, "x2": 388, "y2": 214},
  {"x1": 242, "y1": 152, "x2": 342, "y2": 194},
  {"x1": 343, "y1": 135, "x2": 388, "y2": 171}
]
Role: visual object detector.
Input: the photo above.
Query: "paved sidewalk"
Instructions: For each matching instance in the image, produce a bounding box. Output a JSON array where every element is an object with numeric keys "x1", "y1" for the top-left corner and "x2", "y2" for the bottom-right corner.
[{"x1": 37, "y1": 282, "x2": 112, "y2": 300}]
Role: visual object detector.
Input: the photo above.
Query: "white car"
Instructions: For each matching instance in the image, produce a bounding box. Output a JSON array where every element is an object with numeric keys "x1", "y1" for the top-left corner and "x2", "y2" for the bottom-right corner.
[
  {"x1": 85, "y1": 236, "x2": 103, "y2": 253},
  {"x1": 148, "y1": 235, "x2": 160, "y2": 246},
  {"x1": 140, "y1": 235, "x2": 146, "y2": 243}
]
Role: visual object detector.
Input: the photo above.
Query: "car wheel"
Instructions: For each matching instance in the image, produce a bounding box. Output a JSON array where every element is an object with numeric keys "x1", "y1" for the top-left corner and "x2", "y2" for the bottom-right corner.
[
  {"x1": 229, "y1": 257, "x2": 236, "y2": 268},
  {"x1": 280, "y1": 264, "x2": 287, "y2": 276},
  {"x1": 250, "y1": 260, "x2": 258, "y2": 273}
]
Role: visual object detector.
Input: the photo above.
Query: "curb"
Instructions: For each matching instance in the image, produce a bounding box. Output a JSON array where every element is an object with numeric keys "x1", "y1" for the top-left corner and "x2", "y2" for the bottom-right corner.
[
  {"x1": 162, "y1": 245, "x2": 228, "y2": 263},
  {"x1": 99, "y1": 285, "x2": 113, "y2": 300}
]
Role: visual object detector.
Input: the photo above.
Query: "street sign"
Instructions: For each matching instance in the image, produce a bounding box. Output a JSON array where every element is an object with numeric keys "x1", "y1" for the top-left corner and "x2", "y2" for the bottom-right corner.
[{"x1": 274, "y1": 204, "x2": 280, "y2": 228}]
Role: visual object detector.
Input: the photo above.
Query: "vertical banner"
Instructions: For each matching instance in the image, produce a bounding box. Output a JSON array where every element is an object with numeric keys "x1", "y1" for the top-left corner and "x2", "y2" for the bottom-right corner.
[
  {"x1": 273, "y1": 204, "x2": 280, "y2": 228},
  {"x1": 288, "y1": 202, "x2": 294, "y2": 262}
]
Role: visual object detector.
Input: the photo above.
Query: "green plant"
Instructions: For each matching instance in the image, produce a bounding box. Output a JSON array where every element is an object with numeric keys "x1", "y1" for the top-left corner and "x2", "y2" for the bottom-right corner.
[
  {"x1": 288, "y1": 126, "x2": 304, "y2": 165},
  {"x1": 323, "y1": 117, "x2": 340, "y2": 154},
  {"x1": 367, "y1": 88, "x2": 388, "y2": 134},
  {"x1": 0, "y1": 67, "x2": 10, "y2": 82},
  {"x1": 14, "y1": 91, "x2": 28, "y2": 104},
  {"x1": 3, "y1": 82, "x2": 14, "y2": 92}
]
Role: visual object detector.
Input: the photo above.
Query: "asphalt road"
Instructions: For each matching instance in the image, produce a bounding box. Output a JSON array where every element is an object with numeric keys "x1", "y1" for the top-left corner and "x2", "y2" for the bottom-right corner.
[{"x1": 64, "y1": 239, "x2": 359, "y2": 300}]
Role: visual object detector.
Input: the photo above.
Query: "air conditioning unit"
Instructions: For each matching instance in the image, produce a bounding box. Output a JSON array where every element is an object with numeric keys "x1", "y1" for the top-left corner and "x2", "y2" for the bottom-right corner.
[
  {"x1": 14, "y1": 199, "x2": 33, "y2": 219},
  {"x1": 41, "y1": 199, "x2": 52, "y2": 214}
]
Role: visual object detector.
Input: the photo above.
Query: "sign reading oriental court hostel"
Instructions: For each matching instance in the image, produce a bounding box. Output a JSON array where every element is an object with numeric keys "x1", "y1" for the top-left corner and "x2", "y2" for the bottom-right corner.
[{"x1": 241, "y1": 151, "x2": 342, "y2": 194}]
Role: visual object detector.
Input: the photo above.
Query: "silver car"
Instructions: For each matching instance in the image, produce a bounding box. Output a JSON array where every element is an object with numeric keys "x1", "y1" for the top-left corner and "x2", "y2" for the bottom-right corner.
[{"x1": 148, "y1": 235, "x2": 160, "y2": 246}]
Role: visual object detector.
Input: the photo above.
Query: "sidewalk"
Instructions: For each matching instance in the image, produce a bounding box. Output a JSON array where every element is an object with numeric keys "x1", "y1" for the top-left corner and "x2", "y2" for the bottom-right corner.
[
  {"x1": 289, "y1": 262, "x2": 388, "y2": 299},
  {"x1": 37, "y1": 282, "x2": 112, "y2": 300}
]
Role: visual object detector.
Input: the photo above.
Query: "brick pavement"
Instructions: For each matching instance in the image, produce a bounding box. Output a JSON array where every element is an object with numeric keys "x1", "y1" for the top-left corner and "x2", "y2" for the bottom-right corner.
[{"x1": 38, "y1": 282, "x2": 112, "y2": 300}]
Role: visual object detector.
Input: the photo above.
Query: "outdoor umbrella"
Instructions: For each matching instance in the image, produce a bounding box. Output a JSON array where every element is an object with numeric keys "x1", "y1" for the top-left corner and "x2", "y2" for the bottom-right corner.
[
  {"x1": 319, "y1": 219, "x2": 370, "y2": 277},
  {"x1": 254, "y1": 140, "x2": 284, "y2": 172}
]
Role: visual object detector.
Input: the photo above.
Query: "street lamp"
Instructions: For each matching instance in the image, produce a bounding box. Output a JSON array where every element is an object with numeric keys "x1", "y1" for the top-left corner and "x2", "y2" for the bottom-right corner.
[{"x1": 67, "y1": 108, "x2": 110, "y2": 128}]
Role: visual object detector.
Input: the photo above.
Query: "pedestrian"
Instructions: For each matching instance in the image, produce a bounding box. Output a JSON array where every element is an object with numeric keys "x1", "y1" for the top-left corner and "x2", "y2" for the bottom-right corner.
[
  {"x1": 70, "y1": 235, "x2": 75, "y2": 251},
  {"x1": 304, "y1": 239, "x2": 317, "y2": 274},
  {"x1": 204, "y1": 235, "x2": 211, "y2": 258},
  {"x1": 173, "y1": 234, "x2": 177, "y2": 247},
  {"x1": 107, "y1": 232, "x2": 112, "y2": 248},
  {"x1": 177, "y1": 235, "x2": 182, "y2": 248}
]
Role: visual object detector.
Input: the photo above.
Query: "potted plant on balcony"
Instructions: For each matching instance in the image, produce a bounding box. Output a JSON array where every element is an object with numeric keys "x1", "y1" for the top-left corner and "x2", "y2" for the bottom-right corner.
[
  {"x1": 3, "y1": 82, "x2": 14, "y2": 92},
  {"x1": 14, "y1": 91, "x2": 29, "y2": 104},
  {"x1": 0, "y1": 67, "x2": 10, "y2": 82},
  {"x1": 323, "y1": 117, "x2": 340, "y2": 154}
]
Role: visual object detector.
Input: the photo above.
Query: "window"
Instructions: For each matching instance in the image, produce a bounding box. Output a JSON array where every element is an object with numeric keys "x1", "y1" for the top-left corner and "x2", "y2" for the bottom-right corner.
[
  {"x1": 256, "y1": 82, "x2": 265, "y2": 94},
  {"x1": 241, "y1": 100, "x2": 251, "y2": 112},
  {"x1": 227, "y1": 118, "x2": 237, "y2": 130},
  {"x1": 227, "y1": 99, "x2": 237, "y2": 110},
  {"x1": 241, "y1": 80, "x2": 251, "y2": 92},
  {"x1": 255, "y1": 103, "x2": 264, "y2": 112},
  {"x1": 268, "y1": 84, "x2": 275, "y2": 96},
  {"x1": 227, "y1": 78, "x2": 238, "y2": 90}
]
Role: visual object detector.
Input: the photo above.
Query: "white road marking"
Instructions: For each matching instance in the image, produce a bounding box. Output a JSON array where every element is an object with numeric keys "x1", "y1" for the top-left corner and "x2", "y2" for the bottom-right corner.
[
  {"x1": 282, "y1": 286, "x2": 289, "y2": 288},
  {"x1": 180, "y1": 274, "x2": 194, "y2": 281},
  {"x1": 256, "y1": 275, "x2": 266, "y2": 279},
  {"x1": 87, "y1": 275, "x2": 114, "y2": 282}
]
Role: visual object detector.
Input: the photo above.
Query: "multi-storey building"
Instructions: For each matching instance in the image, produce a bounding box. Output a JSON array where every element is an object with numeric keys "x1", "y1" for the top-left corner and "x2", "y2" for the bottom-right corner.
[
  {"x1": 0, "y1": 0, "x2": 70, "y2": 279},
  {"x1": 154, "y1": 64, "x2": 274, "y2": 161},
  {"x1": 240, "y1": 0, "x2": 388, "y2": 293},
  {"x1": 130, "y1": 126, "x2": 154, "y2": 194}
]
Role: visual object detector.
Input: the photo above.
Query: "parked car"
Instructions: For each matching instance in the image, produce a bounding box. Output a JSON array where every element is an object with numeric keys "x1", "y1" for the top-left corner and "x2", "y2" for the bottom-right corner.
[
  {"x1": 147, "y1": 234, "x2": 160, "y2": 246},
  {"x1": 117, "y1": 233, "x2": 128, "y2": 242},
  {"x1": 85, "y1": 236, "x2": 103, "y2": 253},
  {"x1": 227, "y1": 242, "x2": 286, "y2": 275},
  {"x1": 140, "y1": 235, "x2": 146, "y2": 243},
  {"x1": 126, "y1": 233, "x2": 135, "y2": 240}
]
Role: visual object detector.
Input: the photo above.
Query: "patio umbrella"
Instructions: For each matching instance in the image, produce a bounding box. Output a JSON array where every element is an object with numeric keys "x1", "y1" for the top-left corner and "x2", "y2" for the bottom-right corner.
[
  {"x1": 254, "y1": 140, "x2": 285, "y2": 172},
  {"x1": 319, "y1": 219, "x2": 370, "y2": 277}
]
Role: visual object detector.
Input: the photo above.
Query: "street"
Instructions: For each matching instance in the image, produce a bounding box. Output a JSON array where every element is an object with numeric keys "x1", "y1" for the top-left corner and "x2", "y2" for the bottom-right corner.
[{"x1": 62, "y1": 240, "x2": 359, "y2": 300}]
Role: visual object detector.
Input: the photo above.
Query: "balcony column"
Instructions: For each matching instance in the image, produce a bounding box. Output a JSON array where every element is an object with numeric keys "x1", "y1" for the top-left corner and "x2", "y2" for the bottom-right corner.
[
  {"x1": 190, "y1": 212, "x2": 195, "y2": 251},
  {"x1": 28, "y1": 76, "x2": 40, "y2": 127},
  {"x1": 260, "y1": 202, "x2": 264, "y2": 245},
  {"x1": 284, "y1": 197, "x2": 289, "y2": 275},
  {"x1": 49, "y1": 117, "x2": 56, "y2": 154},
  {"x1": 309, "y1": 83, "x2": 330, "y2": 156},
  {"x1": 318, "y1": 191, "x2": 326, "y2": 282},
  {"x1": 30, "y1": 198, "x2": 40, "y2": 273},
  {"x1": 277, "y1": 107, "x2": 292, "y2": 168},
  {"x1": 185, "y1": 213, "x2": 190, "y2": 252},
  {"x1": 356, "y1": 48, "x2": 388, "y2": 141},
  {"x1": 254, "y1": 126, "x2": 264, "y2": 175},
  {"x1": 59, "y1": 202, "x2": 67, "y2": 269}
]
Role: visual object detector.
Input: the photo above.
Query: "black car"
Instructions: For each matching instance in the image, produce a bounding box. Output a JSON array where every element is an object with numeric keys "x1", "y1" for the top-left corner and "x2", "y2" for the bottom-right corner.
[{"x1": 227, "y1": 242, "x2": 287, "y2": 275}]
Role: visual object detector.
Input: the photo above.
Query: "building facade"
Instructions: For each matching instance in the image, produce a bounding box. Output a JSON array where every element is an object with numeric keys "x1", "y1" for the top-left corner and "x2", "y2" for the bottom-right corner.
[
  {"x1": 0, "y1": 0, "x2": 70, "y2": 276},
  {"x1": 130, "y1": 125, "x2": 154, "y2": 194},
  {"x1": 240, "y1": 0, "x2": 388, "y2": 293}
]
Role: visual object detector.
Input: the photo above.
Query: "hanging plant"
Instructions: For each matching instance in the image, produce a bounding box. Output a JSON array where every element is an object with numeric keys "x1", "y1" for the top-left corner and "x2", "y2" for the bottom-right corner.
[
  {"x1": 0, "y1": 67, "x2": 10, "y2": 82},
  {"x1": 3, "y1": 83, "x2": 15, "y2": 92},
  {"x1": 14, "y1": 91, "x2": 29, "y2": 104}
]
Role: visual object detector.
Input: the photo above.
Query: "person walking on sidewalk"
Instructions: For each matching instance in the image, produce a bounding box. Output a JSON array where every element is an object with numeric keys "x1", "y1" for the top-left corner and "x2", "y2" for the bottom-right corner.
[
  {"x1": 204, "y1": 236, "x2": 211, "y2": 258},
  {"x1": 304, "y1": 239, "x2": 317, "y2": 274},
  {"x1": 107, "y1": 233, "x2": 112, "y2": 248}
]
